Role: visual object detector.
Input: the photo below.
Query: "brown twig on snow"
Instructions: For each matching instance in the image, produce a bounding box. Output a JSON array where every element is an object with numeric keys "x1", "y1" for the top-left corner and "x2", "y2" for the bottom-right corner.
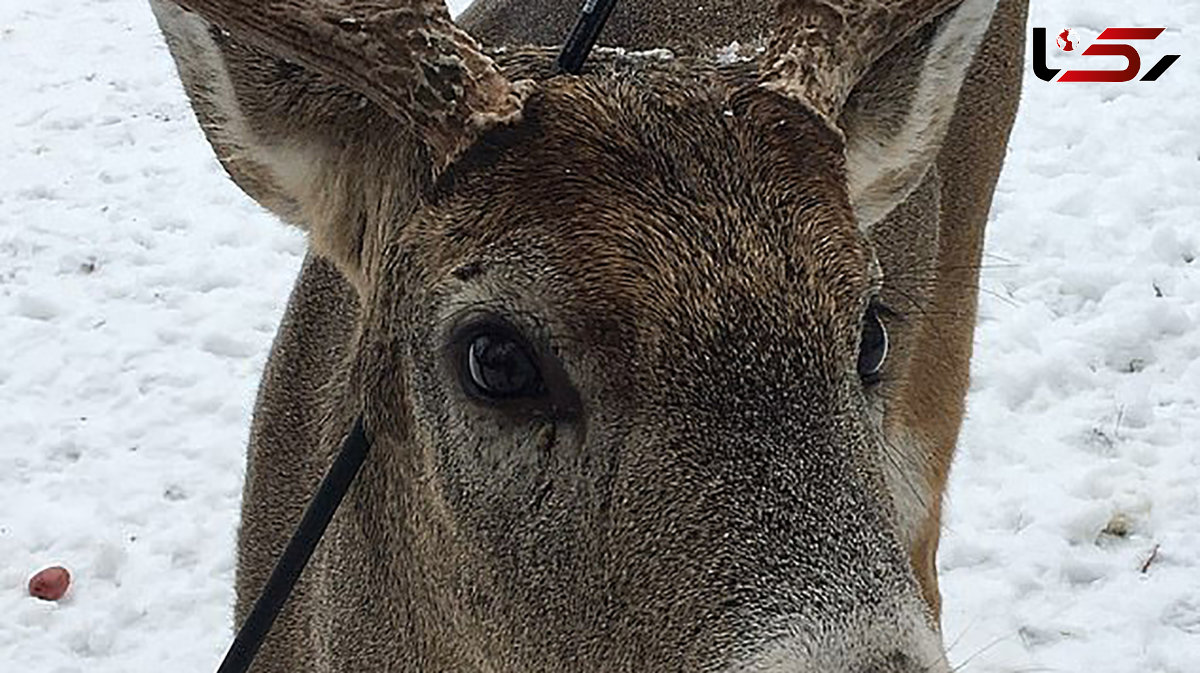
[{"x1": 1140, "y1": 544, "x2": 1161, "y2": 574}]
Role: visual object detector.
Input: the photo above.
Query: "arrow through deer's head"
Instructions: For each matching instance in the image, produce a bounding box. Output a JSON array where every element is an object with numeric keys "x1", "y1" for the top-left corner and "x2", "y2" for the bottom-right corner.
[{"x1": 149, "y1": 0, "x2": 1026, "y2": 670}]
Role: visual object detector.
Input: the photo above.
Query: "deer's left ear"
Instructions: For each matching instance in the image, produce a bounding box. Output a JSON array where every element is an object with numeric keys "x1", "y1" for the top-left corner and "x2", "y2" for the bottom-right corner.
[{"x1": 838, "y1": 0, "x2": 1000, "y2": 229}]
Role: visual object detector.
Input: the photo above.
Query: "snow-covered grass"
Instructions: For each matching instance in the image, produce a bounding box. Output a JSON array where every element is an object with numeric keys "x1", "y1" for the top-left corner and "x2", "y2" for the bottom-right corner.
[
  {"x1": 1, "y1": 1, "x2": 1196, "y2": 671},
  {"x1": 938, "y1": 6, "x2": 1200, "y2": 671}
]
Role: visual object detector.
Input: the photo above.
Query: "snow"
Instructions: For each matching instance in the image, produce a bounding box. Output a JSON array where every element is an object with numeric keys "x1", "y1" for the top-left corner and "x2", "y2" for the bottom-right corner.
[{"x1": 1, "y1": 0, "x2": 1196, "y2": 671}]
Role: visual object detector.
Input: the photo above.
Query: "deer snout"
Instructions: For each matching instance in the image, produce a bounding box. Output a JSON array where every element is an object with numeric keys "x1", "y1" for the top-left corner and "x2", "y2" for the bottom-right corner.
[{"x1": 734, "y1": 604, "x2": 950, "y2": 673}]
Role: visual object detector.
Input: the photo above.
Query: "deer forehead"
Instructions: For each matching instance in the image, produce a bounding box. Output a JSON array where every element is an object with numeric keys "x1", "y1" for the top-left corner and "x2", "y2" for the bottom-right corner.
[{"x1": 397, "y1": 70, "x2": 876, "y2": 333}]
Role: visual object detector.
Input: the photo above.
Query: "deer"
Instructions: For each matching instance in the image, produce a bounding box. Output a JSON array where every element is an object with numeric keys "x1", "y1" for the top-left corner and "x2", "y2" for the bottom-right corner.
[{"x1": 148, "y1": 0, "x2": 1028, "y2": 670}]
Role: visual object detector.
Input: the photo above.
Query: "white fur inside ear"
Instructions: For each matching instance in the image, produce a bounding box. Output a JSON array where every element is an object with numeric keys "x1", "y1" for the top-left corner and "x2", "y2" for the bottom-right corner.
[
  {"x1": 845, "y1": 0, "x2": 999, "y2": 230},
  {"x1": 149, "y1": 0, "x2": 308, "y2": 223}
]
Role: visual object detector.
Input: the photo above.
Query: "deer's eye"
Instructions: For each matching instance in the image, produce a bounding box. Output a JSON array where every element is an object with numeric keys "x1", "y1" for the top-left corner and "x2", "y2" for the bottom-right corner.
[
  {"x1": 857, "y1": 303, "x2": 888, "y2": 385},
  {"x1": 463, "y1": 330, "x2": 544, "y2": 400}
]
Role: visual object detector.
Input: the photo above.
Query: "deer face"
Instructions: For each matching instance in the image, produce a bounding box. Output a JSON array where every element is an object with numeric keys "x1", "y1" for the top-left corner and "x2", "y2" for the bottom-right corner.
[
  {"x1": 150, "y1": 0, "x2": 1017, "y2": 670},
  {"x1": 345, "y1": 69, "x2": 942, "y2": 670}
]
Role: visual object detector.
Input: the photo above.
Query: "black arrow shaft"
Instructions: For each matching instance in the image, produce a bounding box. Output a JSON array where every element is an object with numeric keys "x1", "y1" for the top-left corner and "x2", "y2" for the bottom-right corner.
[{"x1": 557, "y1": 0, "x2": 620, "y2": 74}]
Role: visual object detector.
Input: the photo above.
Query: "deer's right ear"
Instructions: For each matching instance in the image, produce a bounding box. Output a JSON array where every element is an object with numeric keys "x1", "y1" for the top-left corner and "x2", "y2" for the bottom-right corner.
[
  {"x1": 149, "y1": 1, "x2": 368, "y2": 281},
  {"x1": 149, "y1": 0, "x2": 527, "y2": 290}
]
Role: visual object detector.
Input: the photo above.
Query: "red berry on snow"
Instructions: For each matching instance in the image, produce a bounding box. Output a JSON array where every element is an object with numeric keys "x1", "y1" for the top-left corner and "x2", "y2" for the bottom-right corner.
[{"x1": 28, "y1": 566, "x2": 71, "y2": 601}]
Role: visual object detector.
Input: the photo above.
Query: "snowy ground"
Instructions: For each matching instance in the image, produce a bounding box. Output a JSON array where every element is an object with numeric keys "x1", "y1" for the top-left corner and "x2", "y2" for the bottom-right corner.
[{"x1": 1, "y1": 1, "x2": 1196, "y2": 671}]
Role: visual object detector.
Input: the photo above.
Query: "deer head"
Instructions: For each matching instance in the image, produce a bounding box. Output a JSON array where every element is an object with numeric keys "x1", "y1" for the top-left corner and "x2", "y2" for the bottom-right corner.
[{"x1": 149, "y1": 0, "x2": 1023, "y2": 670}]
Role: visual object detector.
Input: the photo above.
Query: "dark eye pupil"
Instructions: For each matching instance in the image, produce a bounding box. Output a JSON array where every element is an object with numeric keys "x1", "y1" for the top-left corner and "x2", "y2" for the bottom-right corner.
[
  {"x1": 467, "y1": 334, "x2": 541, "y2": 398},
  {"x1": 858, "y1": 307, "x2": 888, "y2": 383}
]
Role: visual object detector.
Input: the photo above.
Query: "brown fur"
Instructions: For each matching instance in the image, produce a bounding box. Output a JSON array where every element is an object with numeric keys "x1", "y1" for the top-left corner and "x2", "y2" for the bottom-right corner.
[{"x1": 149, "y1": 0, "x2": 1029, "y2": 670}]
